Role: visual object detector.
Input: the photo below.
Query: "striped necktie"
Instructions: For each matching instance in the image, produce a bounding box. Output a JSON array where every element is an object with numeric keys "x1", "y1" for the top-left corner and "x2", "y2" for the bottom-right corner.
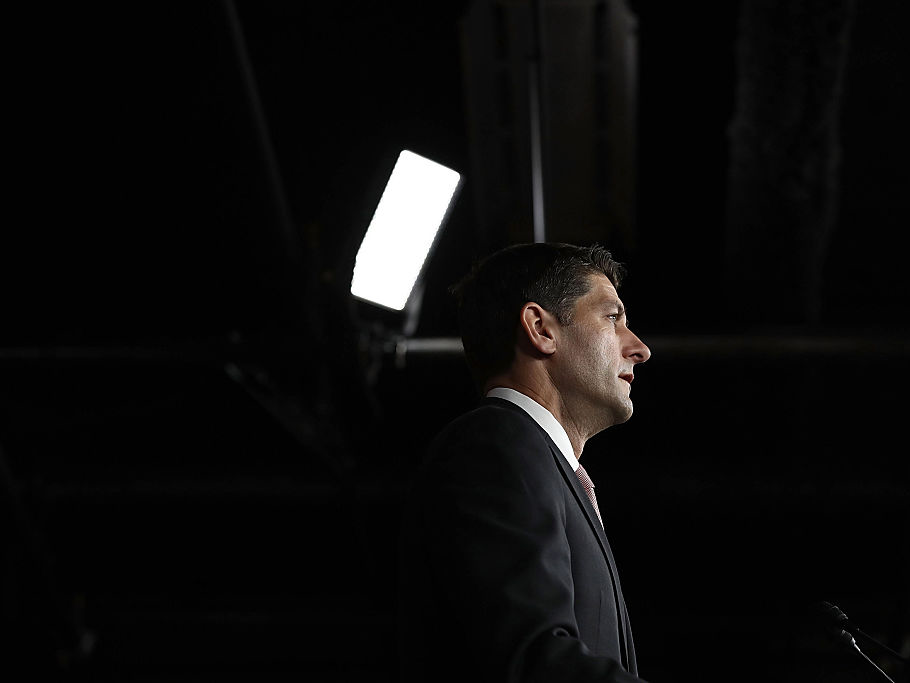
[{"x1": 574, "y1": 464, "x2": 603, "y2": 527}]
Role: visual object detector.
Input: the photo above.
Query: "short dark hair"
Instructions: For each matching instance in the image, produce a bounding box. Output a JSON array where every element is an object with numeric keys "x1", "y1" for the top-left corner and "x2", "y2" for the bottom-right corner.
[{"x1": 451, "y1": 243, "x2": 626, "y2": 388}]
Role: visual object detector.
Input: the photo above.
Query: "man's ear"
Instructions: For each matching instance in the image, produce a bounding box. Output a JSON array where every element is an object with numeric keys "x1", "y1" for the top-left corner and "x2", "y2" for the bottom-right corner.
[{"x1": 519, "y1": 302, "x2": 558, "y2": 356}]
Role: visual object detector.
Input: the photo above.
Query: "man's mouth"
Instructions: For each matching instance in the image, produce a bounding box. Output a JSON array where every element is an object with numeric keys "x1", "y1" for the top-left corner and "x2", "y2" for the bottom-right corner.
[{"x1": 619, "y1": 373, "x2": 634, "y2": 384}]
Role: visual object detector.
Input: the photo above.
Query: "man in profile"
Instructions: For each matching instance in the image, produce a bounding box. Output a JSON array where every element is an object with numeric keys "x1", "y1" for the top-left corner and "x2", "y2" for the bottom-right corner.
[{"x1": 399, "y1": 243, "x2": 652, "y2": 682}]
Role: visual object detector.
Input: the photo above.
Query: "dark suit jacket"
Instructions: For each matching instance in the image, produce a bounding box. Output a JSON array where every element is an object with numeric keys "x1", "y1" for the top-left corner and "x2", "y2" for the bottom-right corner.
[{"x1": 399, "y1": 397, "x2": 646, "y2": 682}]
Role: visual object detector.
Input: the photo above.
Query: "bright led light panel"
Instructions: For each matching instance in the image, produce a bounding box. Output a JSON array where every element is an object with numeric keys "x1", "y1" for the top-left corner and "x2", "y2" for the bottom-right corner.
[{"x1": 351, "y1": 150, "x2": 460, "y2": 311}]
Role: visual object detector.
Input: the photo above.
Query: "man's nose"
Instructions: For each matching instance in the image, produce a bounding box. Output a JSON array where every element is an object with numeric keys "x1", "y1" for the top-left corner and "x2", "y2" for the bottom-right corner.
[{"x1": 624, "y1": 330, "x2": 651, "y2": 363}]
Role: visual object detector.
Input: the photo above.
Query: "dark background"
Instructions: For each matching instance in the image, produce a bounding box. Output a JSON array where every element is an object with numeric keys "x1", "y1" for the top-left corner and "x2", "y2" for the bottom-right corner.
[{"x1": 2, "y1": 2, "x2": 908, "y2": 682}]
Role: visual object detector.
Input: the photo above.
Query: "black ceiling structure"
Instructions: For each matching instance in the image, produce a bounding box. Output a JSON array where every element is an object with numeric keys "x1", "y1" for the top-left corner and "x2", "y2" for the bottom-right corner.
[{"x1": 3, "y1": 2, "x2": 909, "y2": 682}]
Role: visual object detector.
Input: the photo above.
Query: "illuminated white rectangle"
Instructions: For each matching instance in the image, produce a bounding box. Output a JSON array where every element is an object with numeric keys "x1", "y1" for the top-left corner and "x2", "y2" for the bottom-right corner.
[{"x1": 351, "y1": 150, "x2": 461, "y2": 311}]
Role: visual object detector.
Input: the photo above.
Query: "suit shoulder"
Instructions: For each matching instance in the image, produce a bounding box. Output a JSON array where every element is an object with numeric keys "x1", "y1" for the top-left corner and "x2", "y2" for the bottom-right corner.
[
  {"x1": 424, "y1": 400, "x2": 557, "y2": 476},
  {"x1": 434, "y1": 400, "x2": 544, "y2": 444}
]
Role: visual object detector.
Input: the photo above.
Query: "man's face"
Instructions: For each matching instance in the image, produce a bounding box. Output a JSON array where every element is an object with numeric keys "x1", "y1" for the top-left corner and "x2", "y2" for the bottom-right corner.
[{"x1": 554, "y1": 273, "x2": 651, "y2": 430}]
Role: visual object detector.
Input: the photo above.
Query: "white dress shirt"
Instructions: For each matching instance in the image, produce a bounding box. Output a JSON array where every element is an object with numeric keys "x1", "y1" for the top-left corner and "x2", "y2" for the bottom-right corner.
[{"x1": 485, "y1": 387, "x2": 579, "y2": 472}]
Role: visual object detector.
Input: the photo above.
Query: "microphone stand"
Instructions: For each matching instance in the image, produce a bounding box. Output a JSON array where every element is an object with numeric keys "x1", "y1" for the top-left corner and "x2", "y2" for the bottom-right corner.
[
  {"x1": 819, "y1": 602, "x2": 907, "y2": 683},
  {"x1": 847, "y1": 635, "x2": 897, "y2": 683},
  {"x1": 850, "y1": 626, "x2": 910, "y2": 667}
]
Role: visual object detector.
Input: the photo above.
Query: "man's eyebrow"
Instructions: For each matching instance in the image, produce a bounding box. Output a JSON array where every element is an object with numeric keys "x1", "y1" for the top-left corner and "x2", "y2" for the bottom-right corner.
[{"x1": 605, "y1": 301, "x2": 627, "y2": 320}]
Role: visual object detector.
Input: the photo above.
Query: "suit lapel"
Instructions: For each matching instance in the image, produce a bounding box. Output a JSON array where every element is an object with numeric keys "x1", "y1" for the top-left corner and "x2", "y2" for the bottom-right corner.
[
  {"x1": 482, "y1": 397, "x2": 635, "y2": 671},
  {"x1": 539, "y1": 434, "x2": 609, "y2": 558},
  {"x1": 623, "y1": 598, "x2": 637, "y2": 675},
  {"x1": 483, "y1": 399, "x2": 622, "y2": 573},
  {"x1": 550, "y1": 443, "x2": 609, "y2": 545},
  {"x1": 544, "y1": 437, "x2": 634, "y2": 672}
]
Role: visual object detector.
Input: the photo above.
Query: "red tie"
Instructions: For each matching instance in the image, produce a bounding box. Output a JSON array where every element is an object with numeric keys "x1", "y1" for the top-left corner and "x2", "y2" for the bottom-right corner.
[{"x1": 574, "y1": 464, "x2": 603, "y2": 527}]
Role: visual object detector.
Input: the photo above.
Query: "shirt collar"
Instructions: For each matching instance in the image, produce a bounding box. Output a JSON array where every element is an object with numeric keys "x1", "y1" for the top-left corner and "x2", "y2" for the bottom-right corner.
[{"x1": 485, "y1": 387, "x2": 579, "y2": 472}]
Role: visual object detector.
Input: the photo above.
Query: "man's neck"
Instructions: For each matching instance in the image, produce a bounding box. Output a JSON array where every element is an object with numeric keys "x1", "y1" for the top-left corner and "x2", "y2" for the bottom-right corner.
[{"x1": 485, "y1": 378, "x2": 588, "y2": 459}]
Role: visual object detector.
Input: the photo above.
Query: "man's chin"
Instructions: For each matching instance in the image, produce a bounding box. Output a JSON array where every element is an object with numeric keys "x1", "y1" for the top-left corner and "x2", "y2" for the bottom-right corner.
[{"x1": 602, "y1": 401, "x2": 634, "y2": 428}]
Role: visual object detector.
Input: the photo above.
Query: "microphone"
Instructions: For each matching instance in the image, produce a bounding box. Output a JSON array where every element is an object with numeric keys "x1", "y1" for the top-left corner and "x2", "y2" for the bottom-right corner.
[
  {"x1": 817, "y1": 601, "x2": 907, "y2": 683},
  {"x1": 818, "y1": 601, "x2": 909, "y2": 663}
]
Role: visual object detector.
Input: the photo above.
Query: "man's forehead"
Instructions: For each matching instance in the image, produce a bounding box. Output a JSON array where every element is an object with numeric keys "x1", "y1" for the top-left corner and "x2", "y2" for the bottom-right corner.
[{"x1": 585, "y1": 272, "x2": 621, "y2": 302}]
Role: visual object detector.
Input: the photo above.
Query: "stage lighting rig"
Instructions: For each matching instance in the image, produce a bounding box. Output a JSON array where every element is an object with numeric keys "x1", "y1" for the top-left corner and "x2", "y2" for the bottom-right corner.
[{"x1": 349, "y1": 149, "x2": 462, "y2": 381}]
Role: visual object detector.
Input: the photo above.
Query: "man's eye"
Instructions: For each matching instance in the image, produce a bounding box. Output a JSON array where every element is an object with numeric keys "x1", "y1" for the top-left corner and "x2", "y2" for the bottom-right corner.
[{"x1": 607, "y1": 314, "x2": 619, "y2": 322}]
